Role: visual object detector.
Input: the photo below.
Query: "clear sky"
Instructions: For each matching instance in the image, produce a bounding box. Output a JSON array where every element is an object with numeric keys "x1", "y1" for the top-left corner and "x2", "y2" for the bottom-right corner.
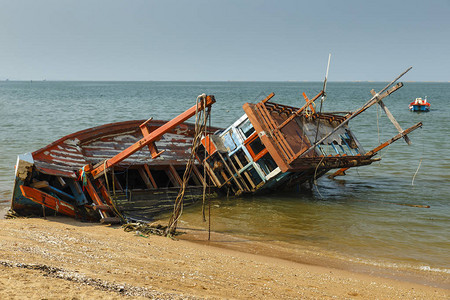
[{"x1": 1, "y1": 0, "x2": 449, "y2": 81}]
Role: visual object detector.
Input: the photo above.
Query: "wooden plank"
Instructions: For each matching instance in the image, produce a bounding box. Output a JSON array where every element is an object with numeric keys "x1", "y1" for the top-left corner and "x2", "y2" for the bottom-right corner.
[
  {"x1": 203, "y1": 160, "x2": 223, "y2": 187},
  {"x1": 57, "y1": 177, "x2": 67, "y2": 187},
  {"x1": 261, "y1": 92, "x2": 275, "y2": 103},
  {"x1": 20, "y1": 185, "x2": 76, "y2": 217},
  {"x1": 138, "y1": 167, "x2": 154, "y2": 189},
  {"x1": 217, "y1": 151, "x2": 244, "y2": 192},
  {"x1": 144, "y1": 165, "x2": 157, "y2": 189},
  {"x1": 192, "y1": 164, "x2": 206, "y2": 186},
  {"x1": 168, "y1": 164, "x2": 182, "y2": 187},
  {"x1": 30, "y1": 181, "x2": 49, "y2": 189},
  {"x1": 84, "y1": 178, "x2": 109, "y2": 219},
  {"x1": 140, "y1": 122, "x2": 165, "y2": 159}
]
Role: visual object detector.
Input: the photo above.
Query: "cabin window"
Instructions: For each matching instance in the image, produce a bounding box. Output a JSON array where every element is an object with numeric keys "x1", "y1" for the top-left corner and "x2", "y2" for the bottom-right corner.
[
  {"x1": 230, "y1": 149, "x2": 250, "y2": 171},
  {"x1": 248, "y1": 137, "x2": 265, "y2": 157},
  {"x1": 247, "y1": 166, "x2": 263, "y2": 186},
  {"x1": 256, "y1": 153, "x2": 277, "y2": 175},
  {"x1": 222, "y1": 130, "x2": 238, "y2": 152},
  {"x1": 238, "y1": 119, "x2": 255, "y2": 139}
]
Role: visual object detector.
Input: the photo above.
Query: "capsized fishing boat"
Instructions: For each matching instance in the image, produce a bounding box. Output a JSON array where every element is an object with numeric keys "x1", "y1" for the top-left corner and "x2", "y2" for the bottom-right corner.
[
  {"x1": 10, "y1": 67, "x2": 423, "y2": 224},
  {"x1": 409, "y1": 97, "x2": 430, "y2": 112}
]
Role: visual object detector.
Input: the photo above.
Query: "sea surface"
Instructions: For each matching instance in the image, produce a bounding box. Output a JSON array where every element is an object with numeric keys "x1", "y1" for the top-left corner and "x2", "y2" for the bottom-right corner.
[{"x1": 0, "y1": 80, "x2": 449, "y2": 286}]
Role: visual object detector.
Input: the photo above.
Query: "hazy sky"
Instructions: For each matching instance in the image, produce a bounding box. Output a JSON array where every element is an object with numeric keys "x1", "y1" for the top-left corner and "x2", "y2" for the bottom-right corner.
[{"x1": 1, "y1": 0, "x2": 449, "y2": 81}]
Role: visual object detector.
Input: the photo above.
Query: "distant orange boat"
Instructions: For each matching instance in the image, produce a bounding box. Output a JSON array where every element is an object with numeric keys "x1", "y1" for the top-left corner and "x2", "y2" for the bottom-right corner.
[{"x1": 409, "y1": 97, "x2": 430, "y2": 112}]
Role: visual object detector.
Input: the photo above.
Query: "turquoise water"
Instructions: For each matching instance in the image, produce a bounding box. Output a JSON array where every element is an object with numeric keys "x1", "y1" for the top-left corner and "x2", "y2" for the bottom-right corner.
[{"x1": 1, "y1": 81, "x2": 449, "y2": 282}]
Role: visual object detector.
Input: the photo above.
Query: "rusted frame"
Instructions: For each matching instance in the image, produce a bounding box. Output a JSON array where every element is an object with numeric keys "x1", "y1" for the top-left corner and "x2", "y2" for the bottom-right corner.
[{"x1": 87, "y1": 95, "x2": 215, "y2": 178}]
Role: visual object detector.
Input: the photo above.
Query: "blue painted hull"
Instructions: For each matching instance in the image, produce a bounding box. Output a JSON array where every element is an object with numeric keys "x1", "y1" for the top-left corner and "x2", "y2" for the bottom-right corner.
[{"x1": 410, "y1": 105, "x2": 430, "y2": 112}]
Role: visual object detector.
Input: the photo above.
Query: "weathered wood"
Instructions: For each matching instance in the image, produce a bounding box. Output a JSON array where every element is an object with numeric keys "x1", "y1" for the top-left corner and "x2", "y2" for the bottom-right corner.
[
  {"x1": 232, "y1": 155, "x2": 255, "y2": 188},
  {"x1": 262, "y1": 92, "x2": 275, "y2": 103},
  {"x1": 168, "y1": 164, "x2": 182, "y2": 187},
  {"x1": 370, "y1": 89, "x2": 411, "y2": 145},
  {"x1": 100, "y1": 217, "x2": 121, "y2": 224},
  {"x1": 329, "y1": 122, "x2": 422, "y2": 178},
  {"x1": 192, "y1": 164, "x2": 206, "y2": 186},
  {"x1": 143, "y1": 165, "x2": 157, "y2": 189},
  {"x1": 88, "y1": 95, "x2": 216, "y2": 178},
  {"x1": 93, "y1": 205, "x2": 113, "y2": 212},
  {"x1": 57, "y1": 177, "x2": 67, "y2": 187},
  {"x1": 277, "y1": 90, "x2": 324, "y2": 131},
  {"x1": 292, "y1": 82, "x2": 404, "y2": 161},
  {"x1": 30, "y1": 181, "x2": 49, "y2": 189},
  {"x1": 217, "y1": 151, "x2": 244, "y2": 192},
  {"x1": 138, "y1": 167, "x2": 154, "y2": 189}
]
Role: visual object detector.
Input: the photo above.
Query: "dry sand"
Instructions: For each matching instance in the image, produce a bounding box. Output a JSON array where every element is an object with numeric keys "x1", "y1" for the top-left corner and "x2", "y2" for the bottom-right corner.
[{"x1": 0, "y1": 216, "x2": 448, "y2": 299}]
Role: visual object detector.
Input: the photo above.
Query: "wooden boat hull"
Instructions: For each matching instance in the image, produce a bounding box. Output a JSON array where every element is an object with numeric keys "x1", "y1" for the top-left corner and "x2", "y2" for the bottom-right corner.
[{"x1": 11, "y1": 119, "x2": 220, "y2": 222}]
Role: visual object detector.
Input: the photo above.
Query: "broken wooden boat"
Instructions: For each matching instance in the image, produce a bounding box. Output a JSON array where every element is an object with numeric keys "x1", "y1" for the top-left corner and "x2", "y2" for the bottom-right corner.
[
  {"x1": 10, "y1": 68, "x2": 423, "y2": 224},
  {"x1": 11, "y1": 95, "x2": 219, "y2": 223}
]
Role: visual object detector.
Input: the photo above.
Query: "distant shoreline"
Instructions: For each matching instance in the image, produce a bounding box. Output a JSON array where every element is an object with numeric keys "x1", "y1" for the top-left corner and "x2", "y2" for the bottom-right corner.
[{"x1": 1, "y1": 80, "x2": 450, "y2": 83}]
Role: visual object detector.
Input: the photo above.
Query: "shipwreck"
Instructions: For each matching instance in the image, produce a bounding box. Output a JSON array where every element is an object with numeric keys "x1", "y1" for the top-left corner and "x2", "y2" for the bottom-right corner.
[{"x1": 10, "y1": 67, "x2": 422, "y2": 225}]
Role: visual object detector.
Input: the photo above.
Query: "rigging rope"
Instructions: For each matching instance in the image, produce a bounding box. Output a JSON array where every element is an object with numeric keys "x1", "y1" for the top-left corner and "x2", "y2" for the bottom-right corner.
[{"x1": 166, "y1": 94, "x2": 211, "y2": 235}]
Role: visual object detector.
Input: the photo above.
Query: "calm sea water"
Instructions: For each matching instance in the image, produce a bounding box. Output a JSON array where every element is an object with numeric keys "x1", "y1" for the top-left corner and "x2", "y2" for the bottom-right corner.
[{"x1": 0, "y1": 80, "x2": 449, "y2": 282}]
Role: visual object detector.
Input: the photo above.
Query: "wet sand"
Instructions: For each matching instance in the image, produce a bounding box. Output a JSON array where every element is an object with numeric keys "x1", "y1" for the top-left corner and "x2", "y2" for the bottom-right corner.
[{"x1": 0, "y1": 216, "x2": 448, "y2": 299}]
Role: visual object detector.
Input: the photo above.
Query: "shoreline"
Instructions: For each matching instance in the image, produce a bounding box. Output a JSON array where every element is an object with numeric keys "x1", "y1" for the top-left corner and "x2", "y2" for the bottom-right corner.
[
  {"x1": 0, "y1": 216, "x2": 448, "y2": 299},
  {"x1": 176, "y1": 225, "x2": 450, "y2": 290}
]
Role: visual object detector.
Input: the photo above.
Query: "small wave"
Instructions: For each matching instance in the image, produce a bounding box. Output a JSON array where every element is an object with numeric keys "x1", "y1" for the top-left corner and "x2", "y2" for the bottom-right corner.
[
  {"x1": 347, "y1": 257, "x2": 450, "y2": 274},
  {"x1": 419, "y1": 265, "x2": 450, "y2": 274}
]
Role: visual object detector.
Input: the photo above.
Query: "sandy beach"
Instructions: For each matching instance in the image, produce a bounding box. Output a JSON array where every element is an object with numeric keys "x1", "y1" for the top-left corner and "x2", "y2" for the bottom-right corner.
[{"x1": 0, "y1": 216, "x2": 448, "y2": 299}]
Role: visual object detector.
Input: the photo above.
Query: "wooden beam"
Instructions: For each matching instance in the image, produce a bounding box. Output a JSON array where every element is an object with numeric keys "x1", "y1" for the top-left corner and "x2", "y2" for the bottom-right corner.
[
  {"x1": 329, "y1": 122, "x2": 422, "y2": 178},
  {"x1": 138, "y1": 167, "x2": 154, "y2": 189},
  {"x1": 291, "y1": 82, "x2": 404, "y2": 162},
  {"x1": 277, "y1": 90, "x2": 324, "y2": 131},
  {"x1": 262, "y1": 92, "x2": 275, "y2": 103},
  {"x1": 370, "y1": 89, "x2": 411, "y2": 145},
  {"x1": 168, "y1": 164, "x2": 182, "y2": 187},
  {"x1": 143, "y1": 165, "x2": 157, "y2": 189},
  {"x1": 192, "y1": 164, "x2": 206, "y2": 187}
]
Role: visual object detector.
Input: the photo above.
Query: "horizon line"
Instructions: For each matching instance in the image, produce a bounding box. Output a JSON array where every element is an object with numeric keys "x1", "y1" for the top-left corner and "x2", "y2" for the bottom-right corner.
[{"x1": 1, "y1": 79, "x2": 449, "y2": 83}]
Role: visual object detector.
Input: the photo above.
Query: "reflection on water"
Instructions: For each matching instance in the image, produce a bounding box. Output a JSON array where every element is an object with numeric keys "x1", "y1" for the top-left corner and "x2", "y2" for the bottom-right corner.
[{"x1": 0, "y1": 81, "x2": 449, "y2": 281}]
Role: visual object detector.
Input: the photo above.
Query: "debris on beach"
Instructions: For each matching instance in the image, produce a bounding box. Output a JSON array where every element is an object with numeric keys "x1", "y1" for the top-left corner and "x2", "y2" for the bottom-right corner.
[{"x1": 10, "y1": 67, "x2": 422, "y2": 228}]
